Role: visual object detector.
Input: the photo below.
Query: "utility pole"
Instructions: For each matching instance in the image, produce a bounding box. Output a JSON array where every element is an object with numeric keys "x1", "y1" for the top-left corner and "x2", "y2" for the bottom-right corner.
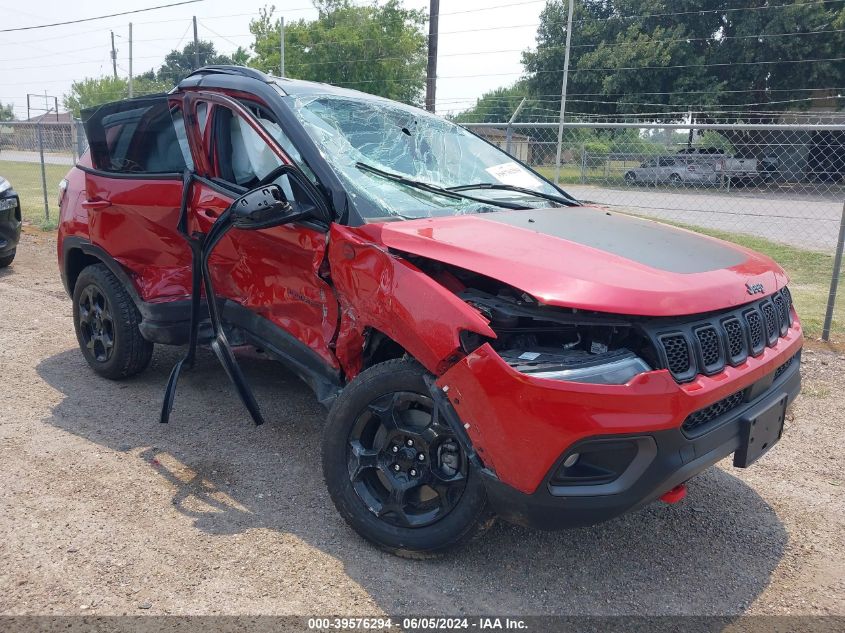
[
  {"x1": 128, "y1": 22, "x2": 134, "y2": 97},
  {"x1": 192, "y1": 16, "x2": 200, "y2": 69},
  {"x1": 425, "y1": 0, "x2": 439, "y2": 113},
  {"x1": 553, "y1": 0, "x2": 575, "y2": 184},
  {"x1": 279, "y1": 17, "x2": 285, "y2": 76},
  {"x1": 110, "y1": 31, "x2": 118, "y2": 79}
]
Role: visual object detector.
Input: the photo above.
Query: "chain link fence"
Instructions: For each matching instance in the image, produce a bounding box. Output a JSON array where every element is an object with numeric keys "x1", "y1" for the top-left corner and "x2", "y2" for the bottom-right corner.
[
  {"x1": 465, "y1": 120, "x2": 845, "y2": 341},
  {"x1": 0, "y1": 119, "x2": 85, "y2": 226}
]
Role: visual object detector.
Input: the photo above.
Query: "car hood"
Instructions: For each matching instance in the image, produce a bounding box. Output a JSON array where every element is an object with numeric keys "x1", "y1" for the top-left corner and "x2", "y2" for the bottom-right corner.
[{"x1": 376, "y1": 206, "x2": 787, "y2": 317}]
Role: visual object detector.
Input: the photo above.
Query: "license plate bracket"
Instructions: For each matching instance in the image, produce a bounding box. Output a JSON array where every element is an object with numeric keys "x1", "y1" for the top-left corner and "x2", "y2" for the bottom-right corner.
[{"x1": 733, "y1": 395, "x2": 787, "y2": 468}]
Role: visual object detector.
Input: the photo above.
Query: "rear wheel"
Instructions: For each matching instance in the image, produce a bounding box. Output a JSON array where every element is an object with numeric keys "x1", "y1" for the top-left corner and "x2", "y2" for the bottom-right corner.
[
  {"x1": 72, "y1": 263, "x2": 153, "y2": 379},
  {"x1": 624, "y1": 171, "x2": 637, "y2": 185},
  {"x1": 322, "y1": 359, "x2": 488, "y2": 558},
  {"x1": 669, "y1": 172, "x2": 682, "y2": 186}
]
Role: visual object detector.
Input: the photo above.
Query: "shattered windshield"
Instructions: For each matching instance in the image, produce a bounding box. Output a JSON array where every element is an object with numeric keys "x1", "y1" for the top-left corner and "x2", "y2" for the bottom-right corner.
[{"x1": 280, "y1": 91, "x2": 567, "y2": 220}]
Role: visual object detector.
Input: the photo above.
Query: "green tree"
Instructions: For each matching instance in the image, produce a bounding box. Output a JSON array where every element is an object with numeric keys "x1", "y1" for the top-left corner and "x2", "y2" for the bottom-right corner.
[
  {"x1": 521, "y1": 0, "x2": 845, "y2": 122},
  {"x1": 64, "y1": 77, "x2": 131, "y2": 117},
  {"x1": 63, "y1": 75, "x2": 170, "y2": 117},
  {"x1": 454, "y1": 82, "x2": 534, "y2": 123},
  {"x1": 0, "y1": 102, "x2": 15, "y2": 121},
  {"x1": 250, "y1": 0, "x2": 427, "y2": 104},
  {"x1": 155, "y1": 40, "x2": 248, "y2": 85}
]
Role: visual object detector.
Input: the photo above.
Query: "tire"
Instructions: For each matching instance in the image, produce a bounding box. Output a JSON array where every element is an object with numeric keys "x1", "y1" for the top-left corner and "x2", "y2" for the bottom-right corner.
[
  {"x1": 624, "y1": 172, "x2": 636, "y2": 185},
  {"x1": 72, "y1": 263, "x2": 153, "y2": 380},
  {"x1": 669, "y1": 173, "x2": 682, "y2": 186},
  {"x1": 322, "y1": 359, "x2": 489, "y2": 558},
  {"x1": 0, "y1": 251, "x2": 14, "y2": 268}
]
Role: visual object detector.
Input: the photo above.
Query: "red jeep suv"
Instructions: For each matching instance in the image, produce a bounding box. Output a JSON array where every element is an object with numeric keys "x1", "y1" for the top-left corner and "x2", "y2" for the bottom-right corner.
[{"x1": 57, "y1": 66, "x2": 802, "y2": 557}]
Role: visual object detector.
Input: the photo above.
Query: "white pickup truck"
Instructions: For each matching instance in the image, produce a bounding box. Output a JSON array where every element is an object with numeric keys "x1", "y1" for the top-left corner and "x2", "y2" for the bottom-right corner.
[
  {"x1": 676, "y1": 148, "x2": 766, "y2": 184},
  {"x1": 715, "y1": 156, "x2": 759, "y2": 182}
]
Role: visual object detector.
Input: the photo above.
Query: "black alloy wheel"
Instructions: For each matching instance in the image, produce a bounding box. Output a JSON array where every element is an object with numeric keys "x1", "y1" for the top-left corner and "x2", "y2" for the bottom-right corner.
[
  {"x1": 347, "y1": 391, "x2": 468, "y2": 528},
  {"x1": 77, "y1": 284, "x2": 115, "y2": 363},
  {"x1": 322, "y1": 359, "x2": 489, "y2": 558}
]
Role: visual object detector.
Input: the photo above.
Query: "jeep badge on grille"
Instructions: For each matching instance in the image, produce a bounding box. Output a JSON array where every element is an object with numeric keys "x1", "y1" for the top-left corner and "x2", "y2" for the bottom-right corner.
[{"x1": 746, "y1": 282, "x2": 765, "y2": 295}]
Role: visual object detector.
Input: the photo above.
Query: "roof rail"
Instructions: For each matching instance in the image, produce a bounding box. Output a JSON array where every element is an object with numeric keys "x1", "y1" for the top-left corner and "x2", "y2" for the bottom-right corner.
[{"x1": 182, "y1": 65, "x2": 271, "y2": 83}]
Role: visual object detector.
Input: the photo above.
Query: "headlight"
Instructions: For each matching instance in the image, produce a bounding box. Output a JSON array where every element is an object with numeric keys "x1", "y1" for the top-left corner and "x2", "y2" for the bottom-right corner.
[
  {"x1": 0, "y1": 178, "x2": 10, "y2": 195},
  {"x1": 500, "y1": 348, "x2": 652, "y2": 385}
]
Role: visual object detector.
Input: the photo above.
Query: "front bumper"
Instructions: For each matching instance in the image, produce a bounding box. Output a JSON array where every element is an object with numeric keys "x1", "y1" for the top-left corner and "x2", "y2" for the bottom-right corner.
[
  {"x1": 436, "y1": 320, "x2": 803, "y2": 529},
  {"x1": 480, "y1": 356, "x2": 800, "y2": 529},
  {"x1": 0, "y1": 190, "x2": 22, "y2": 257}
]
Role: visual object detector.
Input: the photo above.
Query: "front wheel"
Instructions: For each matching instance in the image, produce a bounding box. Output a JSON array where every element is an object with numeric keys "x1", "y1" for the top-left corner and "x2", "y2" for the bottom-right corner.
[
  {"x1": 322, "y1": 359, "x2": 489, "y2": 558},
  {"x1": 0, "y1": 251, "x2": 14, "y2": 268}
]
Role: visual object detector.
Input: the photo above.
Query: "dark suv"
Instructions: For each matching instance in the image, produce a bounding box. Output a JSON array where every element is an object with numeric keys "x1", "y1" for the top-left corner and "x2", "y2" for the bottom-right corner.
[
  {"x1": 57, "y1": 66, "x2": 802, "y2": 557},
  {"x1": 0, "y1": 175, "x2": 21, "y2": 268}
]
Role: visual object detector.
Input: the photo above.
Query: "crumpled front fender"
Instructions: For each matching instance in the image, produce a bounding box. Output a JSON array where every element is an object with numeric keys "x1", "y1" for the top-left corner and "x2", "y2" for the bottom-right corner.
[{"x1": 328, "y1": 224, "x2": 495, "y2": 379}]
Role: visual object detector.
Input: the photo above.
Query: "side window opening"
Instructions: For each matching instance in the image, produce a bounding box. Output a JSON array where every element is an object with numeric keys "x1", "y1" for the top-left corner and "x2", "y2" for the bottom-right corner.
[
  {"x1": 82, "y1": 97, "x2": 190, "y2": 174},
  {"x1": 204, "y1": 101, "x2": 315, "y2": 204}
]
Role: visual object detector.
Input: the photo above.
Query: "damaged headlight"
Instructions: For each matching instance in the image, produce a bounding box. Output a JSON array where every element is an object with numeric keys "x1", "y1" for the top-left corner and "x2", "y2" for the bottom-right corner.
[{"x1": 499, "y1": 348, "x2": 651, "y2": 385}]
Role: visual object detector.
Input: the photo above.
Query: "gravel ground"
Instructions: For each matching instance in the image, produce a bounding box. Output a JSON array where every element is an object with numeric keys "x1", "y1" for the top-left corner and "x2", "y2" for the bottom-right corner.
[{"x1": 0, "y1": 229, "x2": 843, "y2": 617}]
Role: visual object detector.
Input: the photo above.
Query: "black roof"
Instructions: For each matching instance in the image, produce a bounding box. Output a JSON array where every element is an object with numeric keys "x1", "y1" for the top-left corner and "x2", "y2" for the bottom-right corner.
[{"x1": 178, "y1": 64, "x2": 389, "y2": 102}]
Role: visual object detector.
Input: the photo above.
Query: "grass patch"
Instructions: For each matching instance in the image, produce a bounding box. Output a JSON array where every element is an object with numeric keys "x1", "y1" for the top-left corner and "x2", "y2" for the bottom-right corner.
[
  {"x1": 536, "y1": 163, "x2": 636, "y2": 186},
  {"x1": 0, "y1": 159, "x2": 70, "y2": 224},
  {"x1": 646, "y1": 219, "x2": 843, "y2": 342}
]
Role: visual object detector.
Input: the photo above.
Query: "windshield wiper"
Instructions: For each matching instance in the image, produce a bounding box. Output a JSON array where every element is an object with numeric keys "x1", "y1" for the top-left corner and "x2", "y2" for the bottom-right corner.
[
  {"x1": 355, "y1": 162, "x2": 530, "y2": 211},
  {"x1": 447, "y1": 182, "x2": 579, "y2": 207}
]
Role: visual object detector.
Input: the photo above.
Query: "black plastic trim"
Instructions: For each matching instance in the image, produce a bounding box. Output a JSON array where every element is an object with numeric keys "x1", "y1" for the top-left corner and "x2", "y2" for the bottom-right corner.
[
  {"x1": 76, "y1": 164, "x2": 183, "y2": 181},
  {"x1": 547, "y1": 436, "x2": 657, "y2": 497}
]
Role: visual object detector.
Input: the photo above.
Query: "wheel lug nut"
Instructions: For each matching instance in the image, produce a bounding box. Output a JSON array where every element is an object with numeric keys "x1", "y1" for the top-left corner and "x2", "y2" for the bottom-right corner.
[
  {"x1": 406, "y1": 439, "x2": 414, "y2": 446},
  {"x1": 392, "y1": 446, "x2": 399, "y2": 453},
  {"x1": 410, "y1": 469, "x2": 417, "y2": 477},
  {"x1": 393, "y1": 464, "x2": 400, "y2": 472},
  {"x1": 417, "y1": 453, "x2": 425, "y2": 461}
]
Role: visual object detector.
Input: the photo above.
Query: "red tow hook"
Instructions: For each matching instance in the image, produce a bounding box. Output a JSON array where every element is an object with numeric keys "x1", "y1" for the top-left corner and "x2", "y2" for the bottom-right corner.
[{"x1": 660, "y1": 483, "x2": 687, "y2": 504}]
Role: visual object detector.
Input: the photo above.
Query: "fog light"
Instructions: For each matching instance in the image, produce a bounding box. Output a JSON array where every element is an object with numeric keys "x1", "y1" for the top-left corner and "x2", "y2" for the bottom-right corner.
[{"x1": 562, "y1": 453, "x2": 580, "y2": 468}]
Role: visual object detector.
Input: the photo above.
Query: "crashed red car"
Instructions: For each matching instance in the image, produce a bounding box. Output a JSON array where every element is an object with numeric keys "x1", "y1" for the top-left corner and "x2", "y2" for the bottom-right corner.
[{"x1": 57, "y1": 66, "x2": 802, "y2": 557}]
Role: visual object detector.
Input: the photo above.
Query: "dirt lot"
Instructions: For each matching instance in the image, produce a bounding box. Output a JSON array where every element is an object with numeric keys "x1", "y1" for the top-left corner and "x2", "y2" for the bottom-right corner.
[{"x1": 0, "y1": 229, "x2": 843, "y2": 617}]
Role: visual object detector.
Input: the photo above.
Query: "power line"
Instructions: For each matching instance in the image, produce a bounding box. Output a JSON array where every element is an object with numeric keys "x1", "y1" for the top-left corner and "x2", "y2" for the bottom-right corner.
[
  {"x1": 5, "y1": 24, "x2": 843, "y2": 72},
  {"x1": 569, "y1": 0, "x2": 844, "y2": 26},
  {"x1": 569, "y1": 27, "x2": 845, "y2": 51},
  {"x1": 0, "y1": 0, "x2": 206, "y2": 33},
  {"x1": 198, "y1": 20, "x2": 245, "y2": 51}
]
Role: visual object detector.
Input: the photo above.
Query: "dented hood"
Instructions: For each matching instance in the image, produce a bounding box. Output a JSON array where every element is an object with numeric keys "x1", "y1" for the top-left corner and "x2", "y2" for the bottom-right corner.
[{"x1": 376, "y1": 206, "x2": 787, "y2": 317}]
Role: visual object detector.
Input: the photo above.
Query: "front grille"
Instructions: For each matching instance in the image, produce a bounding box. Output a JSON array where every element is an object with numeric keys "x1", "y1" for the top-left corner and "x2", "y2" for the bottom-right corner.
[
  {"x1": 661, "y1": 334, "x2": 692, "y2": 377},
  {"x1": 773, "y1": 294, "x2": 789, "y2": 335},
  {"x1": 681, "y1": 352, "x2": 798, "y2": 434},
  {"x1": 683, "y1": 391, "x2": 745, "y2": 433},
  {"x1": 653, "y1": 288, "x2": 794, "y2": 383},
  {"x1": 762, "y1": 301, "x2": 779, "y2": 345},
  {"x1": 774, "y1": 355, "x2": 795, "y2": 380},
  {"x1": 695, "y1": 326, "x2": 722, "y2": 372},
  {"x1": 723, "y1": 317, "x2": 747, "y2": 361},
  {"x1": 745, "y1": 309, "x2": 764, "y2": 354}
]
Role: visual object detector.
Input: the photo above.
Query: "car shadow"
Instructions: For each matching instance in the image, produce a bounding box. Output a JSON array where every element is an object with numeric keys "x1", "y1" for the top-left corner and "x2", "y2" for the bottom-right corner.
[{"x1": 36, "y1": 346, "x2": 787, "y2": 616}]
